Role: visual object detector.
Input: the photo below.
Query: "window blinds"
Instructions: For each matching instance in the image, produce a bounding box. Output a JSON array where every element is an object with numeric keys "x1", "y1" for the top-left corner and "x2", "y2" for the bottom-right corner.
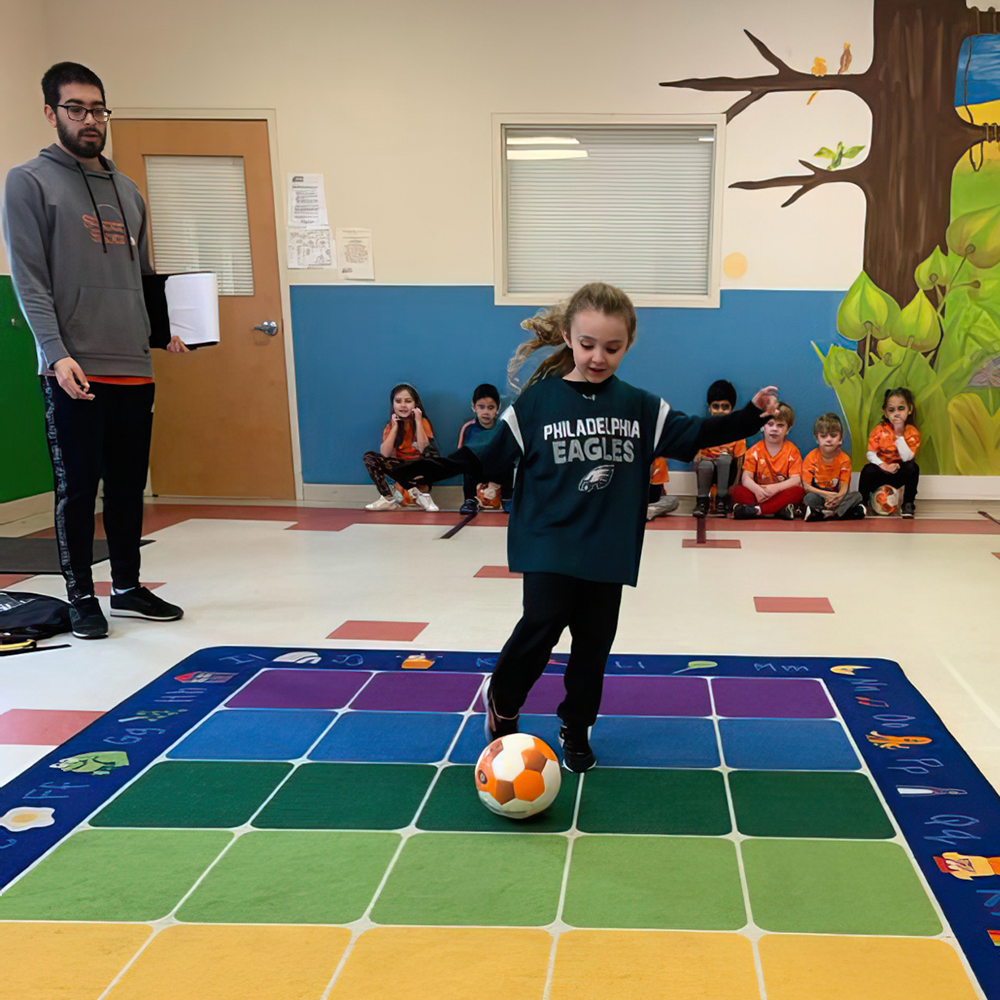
[
  {"x1": 504, "y1": 125, "x2": 716, "y2": 298},
  {"x1": 144, "y1": 155, "x2": 254, "y2": 296}
]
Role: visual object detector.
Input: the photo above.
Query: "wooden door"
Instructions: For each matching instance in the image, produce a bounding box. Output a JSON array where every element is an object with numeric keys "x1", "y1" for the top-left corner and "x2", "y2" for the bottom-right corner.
[{"x1": 111, "y1": 119, "x2": 295, "y2": 499}]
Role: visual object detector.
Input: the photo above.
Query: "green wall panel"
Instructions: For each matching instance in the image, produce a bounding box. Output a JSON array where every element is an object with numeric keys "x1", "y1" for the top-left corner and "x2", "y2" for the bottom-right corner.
[{"x1": 0, "y1": 274, "x2": 52, "y2": 503}]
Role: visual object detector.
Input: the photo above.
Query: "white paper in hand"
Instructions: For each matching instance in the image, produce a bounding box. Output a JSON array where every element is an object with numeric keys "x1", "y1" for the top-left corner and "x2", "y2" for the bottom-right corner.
[{"x1": 165, "y1": 273, "x2": 220, "y2": 346}]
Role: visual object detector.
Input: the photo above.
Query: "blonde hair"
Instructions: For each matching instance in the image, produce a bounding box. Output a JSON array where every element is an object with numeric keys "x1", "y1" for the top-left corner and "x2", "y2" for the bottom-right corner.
[{"x1": 508, "y1": 282, "x2": 637, "y2": 391}]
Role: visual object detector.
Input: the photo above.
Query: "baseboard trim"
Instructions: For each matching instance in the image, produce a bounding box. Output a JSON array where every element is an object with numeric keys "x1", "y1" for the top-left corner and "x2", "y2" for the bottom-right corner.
[{"x1": 303, "y1": 483, "x2": 467, "y2": 507}]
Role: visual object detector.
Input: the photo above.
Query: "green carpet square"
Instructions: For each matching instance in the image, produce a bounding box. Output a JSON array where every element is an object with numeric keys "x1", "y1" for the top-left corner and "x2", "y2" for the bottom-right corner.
[
  {"x1": 90, "y1": 761, "x2": 292, "y2": 828},
  {"x1": 177, "y1": 830, "x2": 399, "y2": 923},
  {"x1": 0, "y1": 829, "x2": 231, "y2": 921},
  {"x1": 730, "y1": 771, "x2": 894, "y2": 839},
  {"x1": 577, "y1": 768, "x2": 730, "y2": 835},
  {"x1": 742, "y1": 839, "x2": 942, "y2": 935},
  {"x1": 253, "y1": 763, "x2": 436, "y2": 830},
  {"x1": 371, "y1": 832, "x2": 566, "y2": 926},
  {"x1": 562, "y1": 835, "x2": 745, "y2": 930},
  {"x1": 416, "y1": 764, "x2": 579, "y2": 833}
]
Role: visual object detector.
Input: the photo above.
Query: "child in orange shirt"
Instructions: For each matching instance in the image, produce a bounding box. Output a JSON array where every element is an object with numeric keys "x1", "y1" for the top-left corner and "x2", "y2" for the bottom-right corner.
[
  {"x1": 858, "y1": 387, "x2": 921, "y2": 517},
  {"x1": 693, "y1": 379, "x2": 745, "y2": 518},
  {"x1": 801, "y1": 413, "x2": 865, "y2": 521},
  {"x1": 363, "y1": 382, "x2": 439, "y2": 511},
  {"x1": 730, "y1": 401, "x2": 804, "y2": 519}
]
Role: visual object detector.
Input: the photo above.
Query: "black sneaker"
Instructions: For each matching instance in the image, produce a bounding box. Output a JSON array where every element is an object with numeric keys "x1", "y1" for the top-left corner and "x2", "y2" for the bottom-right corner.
[
  {"x1": 693, "y1": 496, "x2": 710, "y2": 518},
  {"x1": 559, "y1": 726, "x2": 597, "y2": 772},
  {"x1": 459, "y1": 498, "x2": 479, "y2": 515},
  {"x1": 483, "y1": 685, "x2": 519, "y2": 743},
  {"x1": 901, "y1": 502, "x2": 915, "y2": 518},
  {"x1": 110, "y1": 586, "x2": 184, "y2": 621},
  {"x1": 732, "y1": 503, "x2": 759, "y2": 520},
  {"x1": 711, "y1": 496, "x2": 730, "y2": 518},
  {"x1": 70, "y1": 596, "x2": 108, "y2": 639},
  {"x1": 774, "y1": 503, "x2": 796, "y2": 520},
  {"x1": 844, "y1": 503, "x2": 867, "y2": 520}
]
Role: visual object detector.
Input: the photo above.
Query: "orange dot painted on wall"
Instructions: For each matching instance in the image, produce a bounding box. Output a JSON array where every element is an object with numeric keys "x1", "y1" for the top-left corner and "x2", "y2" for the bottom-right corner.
[{"x1": 723, "y1": 253, "x2": 748, "y2": 279}]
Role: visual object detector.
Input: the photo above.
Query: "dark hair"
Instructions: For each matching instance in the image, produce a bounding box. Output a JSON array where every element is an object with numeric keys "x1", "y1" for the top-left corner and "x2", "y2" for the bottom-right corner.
[
  {"x1": 706, "y1": 379, "x2": 736, "y2": 407},
  {"x1": 42, "y1": 62, "x2": 106, "y2": 110},
  {"x1": 813, "y1": 412, "x2": 843, "y2": 437},
  {"x1": 472, "y1": 383, "x2": 500, "y2": 406},
  {"x1": 388, "y1": 382, "x2": 429, "y2": 451},
  {"x1": 881, "y1": 387, "x2": 917, "y2": 426},
  {"x1": 768, "y1": 401, "x2": 795, "y2": 429}
]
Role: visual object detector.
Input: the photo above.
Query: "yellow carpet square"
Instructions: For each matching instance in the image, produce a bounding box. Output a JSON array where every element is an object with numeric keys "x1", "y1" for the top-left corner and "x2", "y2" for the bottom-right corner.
[
  {"x1": 106, "y1": 924, "x2": 350, "y2": 1000},
  {"x1": 0, "y1": 922, "x2": 151, "y2": 1000},
  {"x1": 759, "y1": 934, "x2": 980, "y2": 1000},
  {"x1": 330, "y1": 927, "x2": 551, "y2": 1000},
  {"x1": 550, "y1": 929, "x2": 759, "y2": 1000}
]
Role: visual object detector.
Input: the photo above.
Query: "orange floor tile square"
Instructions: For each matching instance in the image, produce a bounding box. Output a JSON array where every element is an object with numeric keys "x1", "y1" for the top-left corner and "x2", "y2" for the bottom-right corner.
[
  {"x1": 759, "y1": 934, "x2": 980, "y2": 1000},
  {"x1": 0, "y1": 708, "x2": 104, "y2": 745},
  {"x1": 754, "y1": 596, "x2": 834, "y2": 613},
  {"x1": 328, "y1": 620, "x2": 428, "y2": 641}
]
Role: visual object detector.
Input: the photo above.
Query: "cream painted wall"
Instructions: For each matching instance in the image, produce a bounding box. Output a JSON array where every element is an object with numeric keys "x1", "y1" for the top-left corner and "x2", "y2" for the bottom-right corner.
[
  {"x1": 37, "y1": 0, "x2": 875, "y2": 290},
  {"x1": 0, "y1": 0, "x2": 57, "y2": 274}
]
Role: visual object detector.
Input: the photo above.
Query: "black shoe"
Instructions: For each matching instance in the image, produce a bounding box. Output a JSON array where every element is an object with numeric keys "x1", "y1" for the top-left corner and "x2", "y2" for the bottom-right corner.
[
  {"x1": 483, "y1": 685, "x2": 519, "y2": 743},
  {"x1": 110, "y1": 586, "x2": 184, "y2": 621},
  {"x1": 901, "y1": 502, "x2": 915, "y2": 518},
  {"x1": 732, "y1": 503, "x2": 759, "y2": 520},
  {"x1": 459, "y1": 498, "x2": 478, "y2": 515},
  {"x1": 843, "y1": 503, "x2": 867, "y2": 520},
  {"x1": 559, "y1": 726, "x2": 597, "y2": 772},
  {"x1": 70, "y1": 596, "x2": 108, "y2": 639},
  {"x1": 693, "y1": 497, "x2": 710, "y2": 518},
  {"x1": 711, "y1": 496, "x2": 730, "y2": 518},
  {"x1": 774, "y1": 503, "x2": 796, "y2": 520}
]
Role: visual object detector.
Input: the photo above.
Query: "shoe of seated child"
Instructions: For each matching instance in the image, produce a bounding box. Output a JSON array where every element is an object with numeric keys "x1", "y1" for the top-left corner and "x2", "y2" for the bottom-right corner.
[
  {"x1": 711, "y1": 496, "x2": 730, "y2": 518},
  {"x1": 774, "y1": 503, "x2": 796, "y2": 520},
  {"x1": 901, "y1": 501, "x2": 915, "y2": 518},
  {"x1": 365, "y1": 495, "x2": 400, "y2": 511},
  {"x1": 459, "y1": 498, "x2": 478, "y2": 515},
  {"x1": 692, "y1": 496, "x2": 710, "y2": 518},
  {"x1": 410, "y1": 488, "x2": 439, "y2": 512},
  {"x1": 646, "y1": 495, "x2": 680, "y2": 520},
  {"x1": 501, "y1": 498, "x2": 512, "y2": 513},
  {"x1": 732, "y1": 503, "x2": 760, "y2": 519}
]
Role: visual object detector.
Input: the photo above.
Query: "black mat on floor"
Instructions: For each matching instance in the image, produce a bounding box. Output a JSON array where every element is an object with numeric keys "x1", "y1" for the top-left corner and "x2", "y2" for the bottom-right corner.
[{"x1": 0, "y1": 538, "x2": 151, "y2": 574}]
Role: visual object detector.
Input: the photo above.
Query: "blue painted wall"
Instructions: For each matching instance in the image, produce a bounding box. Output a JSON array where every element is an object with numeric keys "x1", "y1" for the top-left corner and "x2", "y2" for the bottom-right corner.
[{"x1": 290, "y1": 285, "x2": 846, "y2": 485}]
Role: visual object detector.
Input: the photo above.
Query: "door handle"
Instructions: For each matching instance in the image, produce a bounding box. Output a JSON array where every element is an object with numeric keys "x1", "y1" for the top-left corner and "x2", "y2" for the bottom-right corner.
[{"x1": 253, "y1": 321, "x2": 278, "y2": 337}]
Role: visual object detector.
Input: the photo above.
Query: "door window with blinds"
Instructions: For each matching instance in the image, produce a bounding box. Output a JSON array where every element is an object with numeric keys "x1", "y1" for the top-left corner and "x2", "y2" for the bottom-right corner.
[
  {"x1": 495, "y1": 118, "x2": 725, "y2": 308},
  {"x1": 144, "y1": 155, "x2": 254, "y2": 296}
]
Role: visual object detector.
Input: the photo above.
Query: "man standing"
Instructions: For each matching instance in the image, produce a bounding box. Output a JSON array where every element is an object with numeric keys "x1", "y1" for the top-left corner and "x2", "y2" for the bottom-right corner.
[{"x1": 3, "y1": 62, "x2": 186, "y2": 639}]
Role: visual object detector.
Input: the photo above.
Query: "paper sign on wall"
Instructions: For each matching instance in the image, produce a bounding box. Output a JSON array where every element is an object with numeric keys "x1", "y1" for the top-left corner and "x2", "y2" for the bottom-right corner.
[
  {"x1": 287, "y1": 228, "x2": 333, "y2": 269},
  {"x1": 337, "y1": 228, "x2": 375, "y2": 281},
  {"x1": 288, "y1": 174, "x2": 329, "y2": 229}
]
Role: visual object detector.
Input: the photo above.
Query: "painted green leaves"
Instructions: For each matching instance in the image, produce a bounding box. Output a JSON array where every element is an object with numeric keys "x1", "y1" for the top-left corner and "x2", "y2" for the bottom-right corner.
[
  {"x1": 813, "y1": 142, "x2": 865, "y2": 171},
  {"x1": 888, "y1": 292, "x2": 941, "y2": 352},
  {"x1": 837, "y1": 272, "x2": 898, "y2": 341},
  {"x1": 946, "y1": 205, "x2": 1000, "y2": 269}
]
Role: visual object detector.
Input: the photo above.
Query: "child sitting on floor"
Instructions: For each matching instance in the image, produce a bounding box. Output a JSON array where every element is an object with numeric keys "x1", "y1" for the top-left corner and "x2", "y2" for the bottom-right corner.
[
  {"x1": 730, "y1": 401, "x2": 804, "y2": 519},
  {"x1": 858, "y1": 388, "x2": 921, "y2": 518},
  {"x1": 801, "y1": 412, "x2": 865, "y2": 521},
  {"x1": 692, "y1": 379, "x2": 745, "y2": 518},
  {"x1": 457, "y1": 383, "x2": 513, "y2": 514}
]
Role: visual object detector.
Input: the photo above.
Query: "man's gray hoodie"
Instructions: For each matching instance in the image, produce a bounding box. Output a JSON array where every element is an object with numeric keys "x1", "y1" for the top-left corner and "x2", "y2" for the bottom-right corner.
[{"x1": 3, "y1": 143, "x2": 155, "y2": 377}]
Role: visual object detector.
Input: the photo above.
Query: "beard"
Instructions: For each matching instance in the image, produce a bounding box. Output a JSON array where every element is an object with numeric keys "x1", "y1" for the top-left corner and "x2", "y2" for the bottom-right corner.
[{"x1": 57, "y1": 119, "x2": 107, "y2": 160}]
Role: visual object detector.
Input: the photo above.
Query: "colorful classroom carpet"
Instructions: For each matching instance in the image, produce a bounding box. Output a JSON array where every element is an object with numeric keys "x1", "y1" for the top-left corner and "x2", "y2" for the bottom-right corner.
[{"x1": 1, "y1": 648, "x2": 998, "y2": 1000}]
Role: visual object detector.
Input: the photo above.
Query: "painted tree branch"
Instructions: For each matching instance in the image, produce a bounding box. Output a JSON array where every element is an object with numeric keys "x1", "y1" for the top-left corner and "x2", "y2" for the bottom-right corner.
[
  {"x1": 660, "y1": 30, "x2": 870, "y2": 121},
  {"x1": 730, "y1": 160, "x2": 867, "y2": 208}
]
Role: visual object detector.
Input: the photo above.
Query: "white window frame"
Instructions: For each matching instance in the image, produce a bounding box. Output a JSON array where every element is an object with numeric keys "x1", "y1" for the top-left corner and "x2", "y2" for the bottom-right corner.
[{"x1": 492, "y1": 113, "x2": 727, "y2": 309}]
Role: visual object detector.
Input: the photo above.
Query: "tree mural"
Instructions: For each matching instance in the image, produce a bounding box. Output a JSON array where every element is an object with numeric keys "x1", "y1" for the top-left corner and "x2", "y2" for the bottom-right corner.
[{"x1": 661, "y1": 0, "x2": 1000, "y2": 475}]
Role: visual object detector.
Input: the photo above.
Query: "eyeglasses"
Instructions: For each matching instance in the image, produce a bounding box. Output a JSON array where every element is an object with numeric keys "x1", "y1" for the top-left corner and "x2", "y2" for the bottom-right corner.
[{"x1": 57, "y1": 105, "x2": 112, "y2": 123}]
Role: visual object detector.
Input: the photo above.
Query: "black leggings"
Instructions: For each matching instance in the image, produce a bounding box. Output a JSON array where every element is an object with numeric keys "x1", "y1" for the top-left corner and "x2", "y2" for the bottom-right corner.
[
  {"x1": 41, "y1": 378, "x2": 154, "y2": 603},
  {"x1": 490, "y1": 572, "x2": 623, "y2": 730},
  {"x1": 858, "y1": 461, "x2": 919, "y2": 505}
]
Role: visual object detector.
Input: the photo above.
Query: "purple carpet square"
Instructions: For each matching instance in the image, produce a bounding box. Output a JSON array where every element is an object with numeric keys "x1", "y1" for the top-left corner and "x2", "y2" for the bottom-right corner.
[
  {"x1": 711, "y1": 677, "x2": 834, "y2": 719},
  {"x1": 226, "y1": 669, "x2": 371, "y2": 709},
  {"x1": 600, "y1": 676, "x2": 711, "y2": 717},
  {"x1": 520, "y1": 674, "x2": 568, "y2": 714},
  {"x1": 351, "y1": 671, "x2": 485, "y2": 712}
]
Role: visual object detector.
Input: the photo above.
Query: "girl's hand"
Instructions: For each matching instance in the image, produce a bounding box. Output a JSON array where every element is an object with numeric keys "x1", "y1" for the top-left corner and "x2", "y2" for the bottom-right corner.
[
  {"x1": 883, "y1": 461, "x2": 899, "y2": 474},
  {"x1": 413, "y1": 407, "x2": 423, "y2": 423},
  {"x1": 390, "y1": 413, "x2": 399, "y2": 426},
  {"x1": 751, "y1": 386, "x2": 780, "y2": 415}
]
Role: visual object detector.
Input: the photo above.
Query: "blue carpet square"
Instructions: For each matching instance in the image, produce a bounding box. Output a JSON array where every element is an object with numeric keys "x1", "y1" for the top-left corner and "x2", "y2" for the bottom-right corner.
[
  {"x1": 167, "y1": 709, "x2": 335, "y2": 760},
  {"x1": 592, "y1": 717, "x2": 720, "y2": 768},
  {"x1": 309, "y1": 711, "x2": 463, "y2": 763},
  {"x1": 448, "y1": 714, "x2": 562, "y2": 764},
  {"x1": 720, "y1": 719, "x2": 860, "y2": 770}
]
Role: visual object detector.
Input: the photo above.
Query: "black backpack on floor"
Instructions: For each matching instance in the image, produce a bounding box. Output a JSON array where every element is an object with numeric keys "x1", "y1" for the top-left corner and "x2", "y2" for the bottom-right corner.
[{"x1": 0, "y1": 591, "x2": 72, "y2": 639}]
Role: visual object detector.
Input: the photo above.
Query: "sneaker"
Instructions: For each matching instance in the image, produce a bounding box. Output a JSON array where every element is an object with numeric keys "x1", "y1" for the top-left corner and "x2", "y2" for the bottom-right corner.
[
  {"x1": 692, "y1": 496, "x2": 710, "y2": 518},
  {"x1": 711, "y1": 496, "x2": 730, "y2": 518},
  {"x1": 365, "y1": 495, "x2": 400, "y2": 511},
  {"x1": 410, "y1": 488, "x2": 439, "y2": 512},
  {"x1": 501, "y1": 498, "x2": 513, "y2": 513},
  {"x1": 483, "y1": 685, "x2": 519, "y2": 743},
  {"x1": 803, "y1": 505, "x2": 821, "y2": 522},
  {"x1": 774, "y1": 503, "x2": 796, "y2": 520},
  {"x1": 646, "y1": 495, "x2": 680, "y2": 520},
  {"x1": 732, "y1": 503, "x2": 760, "y2": 520},
  {"x1": 559, "y1": 726, "x2": 597, "y2": 772},
  {"x1": 846, "y1": 503, "x2": 867, "y2": 520},
  {"x1": 459, "y1": 498, "x2": 478, "y2": 515},
  {"x1": 110, "y1": 586, "x2": 184, "y2": 621},
  {"x1": 901, "y1": 502, "x2": 915, "y2": 518},
  {"x1": 69, "y1": 596, "x2": 108, "y2": 639}
]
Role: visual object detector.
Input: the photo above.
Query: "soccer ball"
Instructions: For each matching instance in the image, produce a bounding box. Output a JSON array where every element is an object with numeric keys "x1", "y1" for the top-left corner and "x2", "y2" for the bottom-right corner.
[
  {"x1": 870, "y1": 485, "x2": 901, "y2": 516},
  {"x1": 475, "y1": 733, "x2": 561, "y2": 819},
  {"x1": 476, "y1": 481, "x2": 502, "y2": 510}
]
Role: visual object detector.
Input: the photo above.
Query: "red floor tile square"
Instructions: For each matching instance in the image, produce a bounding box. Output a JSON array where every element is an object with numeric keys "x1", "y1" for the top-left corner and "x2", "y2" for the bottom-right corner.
[
  {"x1": 328, "y1": 620, "x2": 428, "y2": 641},
  {"x1": 0, "y1": 574, "x2": 34, "y2": 588},
  {"x1": 474, "y1": 565, "x2": 523, "y2": 578},
  {"x1": 92, "y1": 582, "x2": 165, "y2": 597},
  {"x1": 754, "y1": 596, "x2": 834, "y2": 614},
  {"x1": 0, "y1": 709, "x2": 104, "y2": 745},
  {"x1": 682, "y1": 539, "x2": 742, "y2": 549}
]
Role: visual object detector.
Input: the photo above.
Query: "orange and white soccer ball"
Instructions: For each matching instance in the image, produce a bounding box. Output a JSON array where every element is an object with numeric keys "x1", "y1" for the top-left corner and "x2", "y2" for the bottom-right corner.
[
  {"x1": 475, "y1": 733, "x2": 561, "y2": 819},
  {"x1": 476, "y1": 481, "x2": 502, "y2": 510},
  {"x1": 870, "y1": 485, "x2": 901, "y2": 516}
]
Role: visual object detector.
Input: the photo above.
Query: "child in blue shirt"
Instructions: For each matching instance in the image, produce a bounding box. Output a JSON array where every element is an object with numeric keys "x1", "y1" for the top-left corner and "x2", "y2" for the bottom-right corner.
[{"x1": 457, "y1": 383, "x2": 513, "y2": 514}]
